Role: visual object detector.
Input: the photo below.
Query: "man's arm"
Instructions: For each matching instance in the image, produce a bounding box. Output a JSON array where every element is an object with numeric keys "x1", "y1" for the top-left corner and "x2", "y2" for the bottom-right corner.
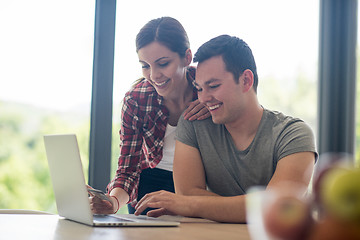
[
  {"x1": 134, "y1": 190, "x2": 247, "y2": 222},
  {"x1": 266, "y1": 151, "x2": 315, "y2": 192},
  {"x1": 189, "y1": 151, "x2": 315, "y2": 222},
  {"x1": 135, "y1": 149, "x2": 315, "y2": 223},
  {"x1": 173, "y1": 140, "x2": 218, "y2": 196},
  {"x1": 135, "y1": 140, "x2": 247, "y2": 222}
]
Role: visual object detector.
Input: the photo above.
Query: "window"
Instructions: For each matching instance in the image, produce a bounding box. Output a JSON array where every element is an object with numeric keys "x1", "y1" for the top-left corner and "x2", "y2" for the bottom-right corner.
[{"x1": 0, "y1": 0, "x2": 95, "y2": 212}]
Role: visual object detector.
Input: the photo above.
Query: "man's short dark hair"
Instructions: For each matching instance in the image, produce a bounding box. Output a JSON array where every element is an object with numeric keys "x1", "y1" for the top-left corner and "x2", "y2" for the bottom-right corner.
[{"x1": 194, "y1": 35, "x2": 258, "y2": 92}]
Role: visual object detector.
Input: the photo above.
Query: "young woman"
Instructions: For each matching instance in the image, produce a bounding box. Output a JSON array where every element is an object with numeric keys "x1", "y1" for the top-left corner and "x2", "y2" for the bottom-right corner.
[{"x1": 89, "y1": 17, "x2": 209, "y2": 214}]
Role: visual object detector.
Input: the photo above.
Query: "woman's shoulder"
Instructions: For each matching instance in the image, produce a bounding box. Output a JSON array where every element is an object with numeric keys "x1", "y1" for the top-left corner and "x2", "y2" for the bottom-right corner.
[
  {"x1": 122, "y1": 78, "x2": 161, "y2": 112},
  {"x1": 125, "y1": 78, "x2": 157, "y2": 99}
]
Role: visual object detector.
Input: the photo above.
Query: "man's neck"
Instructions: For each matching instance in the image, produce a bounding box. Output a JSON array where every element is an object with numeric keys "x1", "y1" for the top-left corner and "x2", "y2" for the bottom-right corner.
[{"x1": 225, "y1": 104, "x2": 264, "y2": 151}]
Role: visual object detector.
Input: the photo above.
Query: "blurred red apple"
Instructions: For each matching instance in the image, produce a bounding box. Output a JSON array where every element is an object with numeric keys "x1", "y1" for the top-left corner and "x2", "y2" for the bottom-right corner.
[
  {"x1": 308, "y1": 214, "x2": 360, "y2": 240},
  {"x1": 263, "y1": 195, "x2": 313, "y2": 240}
]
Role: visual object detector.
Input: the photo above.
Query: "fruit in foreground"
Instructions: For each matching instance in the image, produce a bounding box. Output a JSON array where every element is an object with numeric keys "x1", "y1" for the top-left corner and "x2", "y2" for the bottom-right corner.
[
  {"x1": 320, "y1": 167, "x2": 360, "y2": 221},
  {"x1": 263, "y1": 195, "x2": 313, "y2": 240}
]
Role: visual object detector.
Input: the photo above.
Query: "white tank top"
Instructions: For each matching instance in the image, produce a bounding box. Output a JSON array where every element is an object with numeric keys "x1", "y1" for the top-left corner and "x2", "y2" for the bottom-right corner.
[{"x1": 156, "y1": 124, "x2": 176, "y2": 172}]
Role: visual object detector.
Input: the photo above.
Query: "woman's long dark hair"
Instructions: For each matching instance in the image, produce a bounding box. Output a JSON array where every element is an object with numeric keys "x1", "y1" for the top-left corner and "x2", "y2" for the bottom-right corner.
[
  {"x1": 136, "y1": 16, "x2": 190, "y2": 57},
  {"x1": 132, "y1": 17, "x2": 190, "y2": 87}
]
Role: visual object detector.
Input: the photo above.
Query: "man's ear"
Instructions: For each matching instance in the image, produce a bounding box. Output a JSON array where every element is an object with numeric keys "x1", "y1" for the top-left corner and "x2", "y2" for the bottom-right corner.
[
  {"x1": 242, "y1": 69, "x2": 254, "y2": 92},
  {"x1": 184, "y1": 49, "x2": 192, "y2": 66}
]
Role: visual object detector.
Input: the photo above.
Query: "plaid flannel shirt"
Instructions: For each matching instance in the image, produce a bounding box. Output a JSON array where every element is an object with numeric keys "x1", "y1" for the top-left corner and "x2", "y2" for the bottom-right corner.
[{"x1": 107, "y1": 67, "x2": 197, "y2": 205}]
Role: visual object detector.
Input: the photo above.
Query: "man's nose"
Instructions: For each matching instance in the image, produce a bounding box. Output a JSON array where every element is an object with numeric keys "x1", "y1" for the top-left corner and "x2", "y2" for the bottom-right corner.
[{"x1": 198, "y1": 89, "x2": 212, "y2": 104}]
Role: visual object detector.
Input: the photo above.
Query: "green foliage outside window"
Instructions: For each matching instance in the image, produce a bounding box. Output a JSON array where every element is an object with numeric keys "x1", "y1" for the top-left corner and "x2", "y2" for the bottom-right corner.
[{"x1": 0, "y1": 102, "x2": 90, "y2": 213}]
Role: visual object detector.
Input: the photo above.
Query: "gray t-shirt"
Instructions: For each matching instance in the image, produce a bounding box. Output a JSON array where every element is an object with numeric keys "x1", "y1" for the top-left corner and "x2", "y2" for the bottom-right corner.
[{"x1": 175, "y1": 109, "x2": 317, "y2": 196}]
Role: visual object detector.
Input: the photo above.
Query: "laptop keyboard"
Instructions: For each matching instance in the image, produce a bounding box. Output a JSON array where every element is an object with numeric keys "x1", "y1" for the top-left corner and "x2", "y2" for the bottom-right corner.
[{"x1": 94, "y1": 215, "x2": 134, "y2": 223}]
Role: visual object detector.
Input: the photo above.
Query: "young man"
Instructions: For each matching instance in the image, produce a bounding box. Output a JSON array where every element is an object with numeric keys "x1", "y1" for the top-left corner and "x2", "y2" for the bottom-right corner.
[{"x1": 134, "y1": 35, "x2": 317, "y2": 223}]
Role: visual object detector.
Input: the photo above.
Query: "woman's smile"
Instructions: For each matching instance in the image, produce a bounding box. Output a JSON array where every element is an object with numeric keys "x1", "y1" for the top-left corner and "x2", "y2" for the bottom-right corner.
[{"x1": 153, "y1": 78, "x2": 171, "y2": 88}]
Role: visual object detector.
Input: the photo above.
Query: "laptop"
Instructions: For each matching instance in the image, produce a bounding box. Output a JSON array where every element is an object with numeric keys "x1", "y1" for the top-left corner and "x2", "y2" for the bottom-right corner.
[{"x1": 43, "y1": 134, "x2": 179, "y2": 227}]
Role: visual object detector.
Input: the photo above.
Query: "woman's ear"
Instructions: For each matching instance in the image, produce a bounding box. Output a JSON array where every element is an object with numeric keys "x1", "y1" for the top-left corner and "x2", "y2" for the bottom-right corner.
[
  {"x1": 184, "y1": 49, "x2": 192, "y2": 66},
  {"x1": 242, "y1": 69, "x2": 254, "y2": 93}
]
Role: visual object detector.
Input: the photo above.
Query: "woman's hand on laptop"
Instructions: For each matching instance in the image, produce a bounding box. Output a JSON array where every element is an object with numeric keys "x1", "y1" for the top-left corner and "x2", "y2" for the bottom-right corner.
[{"x1": 87, "y1": 185, "x2": 117, "y2": 214}]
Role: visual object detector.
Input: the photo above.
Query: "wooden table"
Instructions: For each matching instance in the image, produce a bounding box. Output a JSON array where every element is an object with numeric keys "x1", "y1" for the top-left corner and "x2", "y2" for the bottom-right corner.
[{"x1": 0, "y1": 214, "x2": 251, "y2": 240}]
